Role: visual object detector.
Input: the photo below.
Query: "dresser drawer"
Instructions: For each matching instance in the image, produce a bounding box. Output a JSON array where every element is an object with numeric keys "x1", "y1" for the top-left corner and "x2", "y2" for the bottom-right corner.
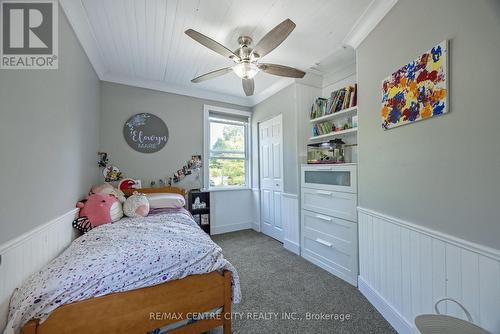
[
  {"x1": 302, "y1": 210, "x2": 357, "y2": 243},
  {"x1": 301, "y1": 188, "x2": 357, "y2": 222},
  {"x1": 301, "y1": 224, "x2": 358, "y2": 286},
  {"x1": 301, "y1": 164, "x2": 357, "y2": 193}
]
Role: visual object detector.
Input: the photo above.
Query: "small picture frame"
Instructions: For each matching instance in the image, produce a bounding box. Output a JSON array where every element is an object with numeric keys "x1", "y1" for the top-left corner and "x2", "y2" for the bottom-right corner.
[{"x1": 201, "y1": 214, "x2": 209, "y2": 226}]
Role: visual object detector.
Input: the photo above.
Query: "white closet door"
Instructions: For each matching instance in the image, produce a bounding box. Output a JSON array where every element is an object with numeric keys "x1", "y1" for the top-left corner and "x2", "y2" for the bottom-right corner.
[{"x1": 259, "y1": 114, "x2": 283, "y2": 242}]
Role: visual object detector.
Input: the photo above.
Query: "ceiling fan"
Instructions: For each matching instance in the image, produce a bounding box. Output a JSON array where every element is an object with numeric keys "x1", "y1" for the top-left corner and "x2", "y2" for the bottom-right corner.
[{"x1": 185, "y1": 19, "x2": 306, "y2": 96}]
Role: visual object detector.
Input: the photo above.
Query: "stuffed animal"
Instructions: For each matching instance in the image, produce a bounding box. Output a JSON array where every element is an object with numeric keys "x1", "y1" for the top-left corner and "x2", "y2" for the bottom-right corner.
[
  {"x1": 123, "y1": 192, "x2": 149, "y2": 218},
  {"x1": 90, "y1": 183, "x2": 126, "y2": 203},
  {"x1": 119, "y1": 178, "x2": 141, "y2": 191},
  {"x1": 73, "y1": 193, "x2": 123, "y2": 233}
]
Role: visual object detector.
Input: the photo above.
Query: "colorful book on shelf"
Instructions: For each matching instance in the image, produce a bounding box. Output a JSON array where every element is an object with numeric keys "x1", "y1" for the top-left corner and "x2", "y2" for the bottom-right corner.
[
  {"x1": 310, "y1": 83, "x2": 358, "y2": 121},
  {"x1": 336, "y1": 89, "x2": 346, "y2": 112},
  {"x1": 352, "y1": 84, "x2": 357, "y2": 107},
  {"x1": 313, "y1": 120, "x2": 338, "y2": 136},
  {"x1": 343, "y1": 86, "x2": 352, "y2": 110}
]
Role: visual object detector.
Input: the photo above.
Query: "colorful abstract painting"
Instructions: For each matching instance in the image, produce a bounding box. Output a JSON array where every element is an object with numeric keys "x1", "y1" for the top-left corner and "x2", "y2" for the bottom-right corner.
[{"x1": 381, "y1": 40, "x2": 448, "y2": 130}]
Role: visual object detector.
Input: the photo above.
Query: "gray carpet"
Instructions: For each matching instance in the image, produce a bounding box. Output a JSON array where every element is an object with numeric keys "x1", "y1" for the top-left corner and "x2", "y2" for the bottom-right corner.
[{"x1": 210, "y1": 229, "x2": 396, "y2": 334}]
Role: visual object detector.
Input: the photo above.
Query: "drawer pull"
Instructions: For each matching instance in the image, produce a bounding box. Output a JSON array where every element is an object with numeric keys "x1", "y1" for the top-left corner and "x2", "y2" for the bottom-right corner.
[
  {"x1": 316, "y1": 238, "x2": 333, "y2": 247},
  {"x1": 315, "y1": 214, "x2": 332, "y2": 221},
  {"x1": 316, "y1": 190, "x2": 333, "y2": 196}
]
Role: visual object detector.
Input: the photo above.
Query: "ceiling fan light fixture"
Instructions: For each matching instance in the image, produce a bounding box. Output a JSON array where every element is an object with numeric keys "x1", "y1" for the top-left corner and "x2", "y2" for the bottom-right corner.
[{"x1": 232, "y1": 62, "x2": 259, "y2": 79}]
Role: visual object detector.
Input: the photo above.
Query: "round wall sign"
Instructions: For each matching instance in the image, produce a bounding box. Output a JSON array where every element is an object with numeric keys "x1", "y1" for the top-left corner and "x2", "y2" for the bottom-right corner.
[{"x1": 123, "y1": 113, "x2": 169, "y2": 153}]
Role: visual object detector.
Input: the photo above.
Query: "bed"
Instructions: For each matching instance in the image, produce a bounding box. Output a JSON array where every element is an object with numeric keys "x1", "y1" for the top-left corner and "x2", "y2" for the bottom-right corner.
[{"x1": 5, "y1": 187, "x2": 240, "y2": 334}]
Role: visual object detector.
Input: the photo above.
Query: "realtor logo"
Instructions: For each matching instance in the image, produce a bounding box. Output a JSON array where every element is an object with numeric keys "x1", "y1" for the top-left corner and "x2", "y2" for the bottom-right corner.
[{"x1": 1, "y1": 0, "x2": 58, "y2": 69}]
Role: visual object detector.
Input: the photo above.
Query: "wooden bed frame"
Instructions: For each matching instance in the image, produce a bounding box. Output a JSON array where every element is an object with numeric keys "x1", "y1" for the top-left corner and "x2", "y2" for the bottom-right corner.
[{"x1": 21, "y1": 187, "x2": 233, "y2": 334}]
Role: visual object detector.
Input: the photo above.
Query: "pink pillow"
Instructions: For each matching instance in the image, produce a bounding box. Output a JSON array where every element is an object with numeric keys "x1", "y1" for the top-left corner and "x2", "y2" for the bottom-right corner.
[{"x1": 146, "y1": 193, "x2": 185, "y2": 209}]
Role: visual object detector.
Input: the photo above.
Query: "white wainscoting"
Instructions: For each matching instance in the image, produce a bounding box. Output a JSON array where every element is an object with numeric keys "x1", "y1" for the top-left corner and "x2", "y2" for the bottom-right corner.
[
  {"x1": 358, "y1": 207, "x2": 500, "y2": 334},
  {"x1": 282, "y1": 193, "x2": 300, "y2": 255},
  {"x1": 0, "y1": 208, "x2": 79, "y2": 331}
]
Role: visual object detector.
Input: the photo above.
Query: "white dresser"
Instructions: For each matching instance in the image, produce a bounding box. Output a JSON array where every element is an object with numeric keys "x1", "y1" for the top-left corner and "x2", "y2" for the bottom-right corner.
[{"x1": 300, "y1": 164, "x2": 358, "y2": 286}]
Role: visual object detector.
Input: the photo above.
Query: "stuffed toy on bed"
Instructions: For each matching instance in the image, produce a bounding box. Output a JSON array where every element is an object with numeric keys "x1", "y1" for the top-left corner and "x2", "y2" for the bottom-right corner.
[
  {"x1": 123, "y1": 191, "x2": 150, "y2": 218},
  {"x1": 72, "y1": 193, "x2": 123, "y2": 233},
  {"x1": 90, "y1": 182, "x2": 126, "y2": 203}
]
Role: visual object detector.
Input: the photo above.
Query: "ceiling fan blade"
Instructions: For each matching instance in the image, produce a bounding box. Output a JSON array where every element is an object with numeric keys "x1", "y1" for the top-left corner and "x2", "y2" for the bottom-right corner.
[
  {"x1": 253, "y1": 19, "x2": 296, "y2": 58},
  {"x1": 191, "y1": 67, "x2": 232, "y2": 83},
  {"x1": 258, "y1": 63, "x2": 305, "y2": 78},
  {"x1": 242, "y1": 78, "x2": 255, "y2": 96},
  {"x1": 185, "y1": 29, "x2": 240, "y2": 61}
]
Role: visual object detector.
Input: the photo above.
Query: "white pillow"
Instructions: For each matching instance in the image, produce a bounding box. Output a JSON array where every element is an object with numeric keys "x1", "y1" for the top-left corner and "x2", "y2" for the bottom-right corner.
[{"x1": 146, "y1": 193, "x2": 185, "y2": 209}]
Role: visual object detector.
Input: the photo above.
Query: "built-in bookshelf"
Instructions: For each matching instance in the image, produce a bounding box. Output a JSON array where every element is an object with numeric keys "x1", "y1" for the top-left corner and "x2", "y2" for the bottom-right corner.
[
  {"x1": 309, "y1": 84, "x2": 358, "y2": 141},
  {"x1": 308, "y1": 127, "x2": 357, "y2": 141},
  {"x1": 309, "y1": 106, "x2": 357, "y2": 124}
]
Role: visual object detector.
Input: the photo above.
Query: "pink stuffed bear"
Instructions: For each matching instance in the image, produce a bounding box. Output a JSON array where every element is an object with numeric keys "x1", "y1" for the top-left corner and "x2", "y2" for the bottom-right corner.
[{"x1": 72, "y1": 193, "x2": 123, "y2": 233}]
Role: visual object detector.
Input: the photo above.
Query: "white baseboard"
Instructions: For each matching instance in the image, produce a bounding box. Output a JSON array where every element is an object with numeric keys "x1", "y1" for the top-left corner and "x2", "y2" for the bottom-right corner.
[
  {"x1": 283, "y1": 238, "x2": 300, "y2": 255},
  {"x1": 0, "y1": 208, "x2": 79, "y2": 331},
  {"x1": 211, "y1": 221, "x2": 253, "y2": 235},
  {"x1": 358, "y1": 277, "x2": 413, "y2": 334}
]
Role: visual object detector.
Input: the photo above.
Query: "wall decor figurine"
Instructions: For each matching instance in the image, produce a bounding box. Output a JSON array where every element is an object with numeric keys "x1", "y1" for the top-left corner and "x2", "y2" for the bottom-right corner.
[
  {"x1": 98, "y1": 152, "x2": 124, "y2": 182},
  {"x1": 97, "y1": 152, "x2": 108, "y2": 167},
  {"x1": 102, "y1": 165, "x2": 123, "y2": 182},
  {"x1": 123, "y1": 113, "x2": 169, "y2": 153},
  {"x1": 381, "y1": 40, "x2": 448, "y2": 130}
]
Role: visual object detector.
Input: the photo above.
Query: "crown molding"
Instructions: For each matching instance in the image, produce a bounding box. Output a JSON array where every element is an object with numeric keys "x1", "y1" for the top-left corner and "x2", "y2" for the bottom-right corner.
[
  {"x1": 59, "y1": 0, "x2": 106, "y2": 78},
  {"x1": 342, "y1": 0, "x2": 398, "y2": 49},
  {"x1": 102, "y1": 72, "x2": 254, "y2": 107}
]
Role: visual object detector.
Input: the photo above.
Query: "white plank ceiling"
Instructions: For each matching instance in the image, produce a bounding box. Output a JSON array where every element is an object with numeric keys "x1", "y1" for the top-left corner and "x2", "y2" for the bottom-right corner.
[{"x1": 63, "y1": 0, "x2": 376, "y2": 105}]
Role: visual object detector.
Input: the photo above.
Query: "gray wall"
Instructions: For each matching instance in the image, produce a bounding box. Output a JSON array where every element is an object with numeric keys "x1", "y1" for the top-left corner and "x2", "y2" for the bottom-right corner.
[
  {"x1": 99, "y1": 82, "x2": 255, "y2": 231},
  {"x1": 0, "y1": 9, "x2": 101, "y2": 244},
  {"x1": 251, "y1": 82, "x2": 320, "y2": 195},
  {"x1": 99, "y1": 81, "x2": 250, "y2": 188},
  {"x1": 251, "y1": 84, "x2": 299, "y2": 194},
  {"x1": 357, "y1": 0, "x2": 500, "y2": 249}
]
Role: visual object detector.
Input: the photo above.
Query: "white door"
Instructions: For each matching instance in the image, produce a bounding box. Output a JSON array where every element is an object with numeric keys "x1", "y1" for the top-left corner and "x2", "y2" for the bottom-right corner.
[{"x1": 259, "y1": 114, "x2": 284, "y2": 242}]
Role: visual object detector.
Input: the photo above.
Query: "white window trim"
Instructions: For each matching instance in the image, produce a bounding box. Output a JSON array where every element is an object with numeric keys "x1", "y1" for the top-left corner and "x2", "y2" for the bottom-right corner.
[{"x1": 203, "y1": 105, "x2": 252, "y2": 191}]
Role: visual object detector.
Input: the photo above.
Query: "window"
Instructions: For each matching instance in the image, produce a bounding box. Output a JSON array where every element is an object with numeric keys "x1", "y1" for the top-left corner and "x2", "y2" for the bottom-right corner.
[{"x1": 204, "y1": 105, "x2": 251, "y2": 190}]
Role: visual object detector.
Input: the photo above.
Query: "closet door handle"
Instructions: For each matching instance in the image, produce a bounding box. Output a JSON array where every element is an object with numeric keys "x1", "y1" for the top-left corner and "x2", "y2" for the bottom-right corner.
[
  {"x1": 316, "y1": 190, "x2": 332, "y2": 196},
  {"x1": 316, "y1": 238, "x2": 333, "y2": 247},
  {"x1": 315, "y1": 214, "x2": 332, "y2": 221}
]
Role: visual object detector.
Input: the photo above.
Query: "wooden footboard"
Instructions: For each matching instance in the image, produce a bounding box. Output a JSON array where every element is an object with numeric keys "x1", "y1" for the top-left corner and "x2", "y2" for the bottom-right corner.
[{"x1": 21, "y1": 271, "x2": 232, "y2": 334}]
